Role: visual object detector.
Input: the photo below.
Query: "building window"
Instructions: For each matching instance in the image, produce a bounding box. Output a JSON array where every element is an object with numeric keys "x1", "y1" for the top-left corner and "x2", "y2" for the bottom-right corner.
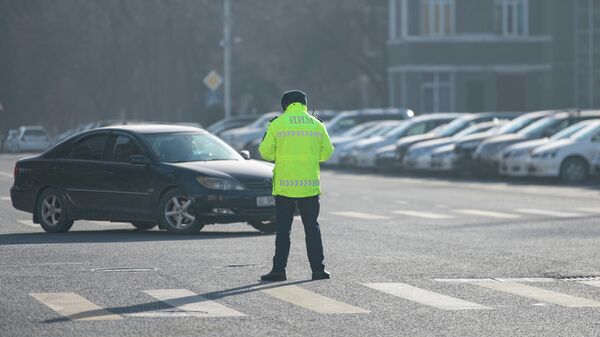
[
  {"x1": 389, "y1": 0, "x2": 408, "y2": 39},
  {"x1": 495, "y1": 0, "x2": 528, "y2": 36},
  {"x1": 421, "y1": 0, "x2": 454, "y2": 35},
  {"x1": 421, "y1": 73, "x2": 453, "y2": 113},
  {"x1": 575, "y1": 0, "x2": 600, "y2": 108}
]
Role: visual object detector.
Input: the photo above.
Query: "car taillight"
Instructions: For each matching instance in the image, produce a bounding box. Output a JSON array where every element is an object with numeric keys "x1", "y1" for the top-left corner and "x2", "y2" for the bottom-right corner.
[{"x1": 13, "y1": 163, "x2": 18, "y2": 180}]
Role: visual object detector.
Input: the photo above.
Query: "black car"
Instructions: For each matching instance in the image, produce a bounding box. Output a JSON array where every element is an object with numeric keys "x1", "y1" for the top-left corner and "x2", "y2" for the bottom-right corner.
[{"x1": 10, "y1": 125, "x2": 277, "y2": 234}]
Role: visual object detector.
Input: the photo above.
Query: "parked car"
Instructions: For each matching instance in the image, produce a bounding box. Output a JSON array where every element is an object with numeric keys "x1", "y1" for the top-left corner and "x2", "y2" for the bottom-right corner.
[
  {"x1": 527, "y1": 120, "x2": 600, "y2": 182},
  {"x1": 453, "y1": 110, "x2": 556, "y2": 174},
  {"x1": 474, "y1": 110, "x2": 600, "y2": 175},
  {"x1": 11, "y1": 124, "x2": 277, "y2": 234},
  {"x1": 3, "y1": 129, "x2": 18, "y2": 153},
  {"x1": 12, "y1": 126, "x2": 51, "y2": 153},
  {"x1": 593, "y1": 148, "x2": 600, "y2": 177},
  {"x1": 391, "y1": 112, "x2": 521, "y2": 170},
  {"x1": 219, "y1": 112, "x2": 279, "y2": 150},
  {"x1": 341, "y1": 113, "x2": 464, "y2": 168},
  {"x1": 207, "y1": 115, "x2": 261, "y2": 136},
  {"x1": 403, "y1": 120, "x2": 506, "y2": 171},
  {"x1": 325, "y1": 108, "x2": 414, "y2": 137},
  {"x1": 500, "y1": 120, "x2": 597, "y2": 177}
]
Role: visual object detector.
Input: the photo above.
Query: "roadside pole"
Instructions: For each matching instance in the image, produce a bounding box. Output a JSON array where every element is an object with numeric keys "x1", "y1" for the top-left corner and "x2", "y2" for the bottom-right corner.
[{"x1": 223, "y1": 0, "x2": 232, "y2": 118}]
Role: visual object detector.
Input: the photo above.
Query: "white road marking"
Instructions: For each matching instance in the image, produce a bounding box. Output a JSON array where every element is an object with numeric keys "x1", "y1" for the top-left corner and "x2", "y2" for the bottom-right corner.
[
  {"x1": 455, "y1": 209, "x2": 520, "y2": 219},
  {"x1": 18, "y1": 220, "x2": 39, "y2": 228},
  {"x1": 330, "y1": 211, "x2": 389, "y2": 220},
  {"x1": 391, "y1": 210, "x2": 454, "y2": 219},
  {"x1": 579, "y1": 280, "x2": 600, "y2": 288},
  {"x1": 363, "y1": 283, "x2": 491, "y2": 311},
  {"x1": 143, "y1": 289, "x2": 245, "y2": 317},
  {"x1": 475, "y1": 282, "x2": 600, "y2": 307},
  {"x1": 435, "y1": 204, "x2": 450, "y2": 209},
  {"x1": 435, "y1": 278, "x2": 555, "y2": 283},
  {"x1": 261, "y1": 285, "x2": 368, "y2": 314},
  {"x1": 88, "y1": 221, "x2": 129, "y2": 226},
  {"x1": 395, "y1": 200, "x2": 408, "y2": 205},
  {"x1": 1, "y1": 196, "x2": 10, "y2": 201},
  {"x1": 576, "y1": 208, "x2": 600, "y2": 214},
  {"x1": 0, "y1": 171, "x2": 12, "y2": 179},
  {"x1": 30, "y1": 292, "x2": 122, "y2": 321},
  {"x1": 515, "y1": 209, "x2": 585, "y2": 218}
]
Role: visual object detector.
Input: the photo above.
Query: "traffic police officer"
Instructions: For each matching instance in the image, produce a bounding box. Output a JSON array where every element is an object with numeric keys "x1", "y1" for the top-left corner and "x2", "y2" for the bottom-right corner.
[{"x1": 259, "y1": 90, "x2": 334, "y2": 281}]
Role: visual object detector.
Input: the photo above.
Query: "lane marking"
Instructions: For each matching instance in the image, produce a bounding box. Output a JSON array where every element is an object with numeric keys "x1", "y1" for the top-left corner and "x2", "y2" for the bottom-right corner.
[
  {"x1": 261, "y1": 285, "x2": 368, "y2": 314},
  {"x1": 18, "y1": 220, "x2": 39, "y2": 228},
  {"x1": 0, "y1": 171, "x2": 12, "y2": 179},
  {"x1": 475, "y1": 282, "x2": 600, "y2": 308},
  {"x1": 363, "y1": 283, "x2": 491, "y2": 310},
  {"x1": 580, "y1": 280, "x2": 600, "y2": 287},
  {"x1": 143, "y1": 289, "x2": 245, "y2": 317},
  {"x1": 391, "y1": 210, "x2": 454, "y2": 219},
  {"x1": 515, "y1": 209, "x2": 585, "y2": 218},
  {"x1": 87, "y1": 221, "x2": 129, "y2": 226},
  {"x1": 455, "y1": 209, "x2": 520, "y2": 219},
  {"x1": 1, "y1": 196, "x2": 10, "y2": 201},
  {"x1": 435, "y1": 278, "x2": 555, "y2": 283},
  {"x1": 30, "y1": 292, "x2": 122, "y2": 321},
  {"x1": 330, "y1": 211, "x2": 389, "y2": 220},
  {"x1": 576, "y1": 208, "x2": 600, "y2": 214}
]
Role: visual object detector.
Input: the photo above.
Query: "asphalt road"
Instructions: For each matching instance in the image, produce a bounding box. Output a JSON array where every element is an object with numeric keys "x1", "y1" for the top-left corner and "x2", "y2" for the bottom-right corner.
[{"x1": 1, "y1": 153, "x2": 600, "y2": 337}]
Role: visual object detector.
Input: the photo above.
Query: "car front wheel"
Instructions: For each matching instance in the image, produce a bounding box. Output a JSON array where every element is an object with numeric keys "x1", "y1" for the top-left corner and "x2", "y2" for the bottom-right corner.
[
  {"x1": 36, "y1": 188, "x2": 74, "y2": 233},
  {"x1": 560, "y1": 157, "x2": 589, "y2": 183},
  {"x1": 158, "y1": 189, "x2": 204, "y2": 234}
]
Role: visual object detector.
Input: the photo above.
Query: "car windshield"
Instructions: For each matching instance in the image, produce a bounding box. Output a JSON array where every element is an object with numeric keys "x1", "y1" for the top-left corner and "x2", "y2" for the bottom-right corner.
[
  {"x1": 572, "y1": 123, "x2": 600, "y2": 141},
  {"x1": 495, "y1": 115, "x2": 544, "y2": 134},
  {"x1": 326, "y1": 115, "x2": 362, "y2": 135},
  {"x1": 434, "y1": 119, "x2": 470, "y2": 137},
  {"x1": 143, "y1": 132, "x2": 242, "y2": 163},
  {"x1": 382, "y1": 121, "x2": 415, "y2": 138},
  {"x1": 550, "y1": 122, "x2": 591, "y2": 140},
  {"x1": 342, "y1": 123, "x2": 374, "y2": 137},
  {"x1": 24, "y1": 129, "x2": 48, "y2": 138},
  {"x1": 452, "y1": 123, "x2": 497, "y2": 138},
  {"x1": 518, "y1": 117, "x2": 561, "y2": 138}
]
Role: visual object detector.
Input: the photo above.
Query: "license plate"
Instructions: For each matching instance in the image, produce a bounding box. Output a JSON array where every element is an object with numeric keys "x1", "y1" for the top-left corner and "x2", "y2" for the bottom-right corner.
[{"x1": 257, "y1": 196, "x2": 275, "y2": 207}]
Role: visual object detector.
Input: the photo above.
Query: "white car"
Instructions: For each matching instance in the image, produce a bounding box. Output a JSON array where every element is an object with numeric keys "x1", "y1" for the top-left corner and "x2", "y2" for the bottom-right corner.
[
  {"x1": 429, "y1": 144, "x2": 456, "y2": 171},
  {"x1": 219, "y1": 112, "x2": 279, "y2": 150},
  {"x1": 527, "y1": 120, "x2": 600, "y2": 182},
  {"x1": 593, "y1": 148, "x2": 600, "y2": 176},
  {"x1": 12, "y1": 126, "x2": 51, "y2": 153},
  {"x1": 2, "y1": 129, "x2": 18, "y2": 153},
  {"x1": 500, "y1": 120, "x2": 597, "y2": 177}
]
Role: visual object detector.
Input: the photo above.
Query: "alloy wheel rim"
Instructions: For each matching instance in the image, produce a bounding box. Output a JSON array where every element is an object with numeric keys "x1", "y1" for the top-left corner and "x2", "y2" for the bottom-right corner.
[
  {"x1": 164, "y1": 195, "x2": 195, "y2": 229},
  {"x1": 41, "y1": 195, "x2": 62, "y2": 227},
  {"x1": 565, "y1": 162, "x2": 585, "y2": 182}
]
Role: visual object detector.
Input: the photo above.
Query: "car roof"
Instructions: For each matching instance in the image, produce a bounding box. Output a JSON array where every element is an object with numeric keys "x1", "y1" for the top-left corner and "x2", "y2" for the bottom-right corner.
[
  {"x1": 411, "y1": 113, "x2": 465, "y2": 121},
  {"x1": 97, "y1": 124, "x2": 206, "y2": 134}
]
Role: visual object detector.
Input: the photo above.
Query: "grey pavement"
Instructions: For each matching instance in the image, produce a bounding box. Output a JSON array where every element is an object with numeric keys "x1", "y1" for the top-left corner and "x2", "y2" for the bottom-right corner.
[{"x1": 1, "y1": 154, "x2": 600, "y2": 336}]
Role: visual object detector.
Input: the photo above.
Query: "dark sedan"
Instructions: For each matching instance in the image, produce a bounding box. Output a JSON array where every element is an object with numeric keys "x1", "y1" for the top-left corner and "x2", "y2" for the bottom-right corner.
[{"x1": 10, "y1": 125, "x2": 277, "y2": 234}]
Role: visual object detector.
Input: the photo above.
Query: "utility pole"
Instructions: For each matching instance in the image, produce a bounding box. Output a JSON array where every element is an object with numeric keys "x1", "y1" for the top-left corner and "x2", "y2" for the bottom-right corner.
[{"x1": 223, "y1": 0, "x2": 232, "y2": 118}]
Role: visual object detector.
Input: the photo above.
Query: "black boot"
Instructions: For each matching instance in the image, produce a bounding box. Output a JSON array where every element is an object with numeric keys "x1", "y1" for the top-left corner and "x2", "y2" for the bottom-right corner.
[
  {"x1": 312, "y1": 270, "x2": 331, "y2": 280},
  {"x1": 261, "y1": 271, "x2": 287, "y2": 282}
]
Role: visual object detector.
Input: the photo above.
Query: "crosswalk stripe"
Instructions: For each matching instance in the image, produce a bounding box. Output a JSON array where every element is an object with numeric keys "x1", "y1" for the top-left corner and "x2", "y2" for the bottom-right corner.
[
  {"x1": 391, "y1": 210, "x2": 453, "y2": 219},
  {"x1": 143, "y1": 289, "x2": 245, "y2": 317},
  {"x1": 363, "y1": 283, "x2": 491, "y2": 310},
  {"x1": 515, "y1": 209, "x2": 585, "y2": 218},
  {"x1": 474, "y1": 282, "x2": 600, "y2": 307},
  {"x1": 576, "y1": 208, "x2": 600, "y2": 214},
  {"x1": 434, "y1": 278, "x2": 554, "y2": 283},
  {"x1": 30, "y1": 292, "x2": 122, "y2": 321},
  {"x1": 0, "y1": 196, "x2": 10, "y2": 201},
  {"x1": 261, "y1": 285, "x2": 368, "y2": 314},
  {"x1": 455, "y1": 209, "x2": 520, "y2": 219},
  {"x1": 0, "y1": 171, "x2": 12, "y2": 179},
  {"x1": 579, "y1": 280, "x2": 600, "y2": 288},
  {"x1": 330, "y1": 211, "x2": 389, "y2": 220},
  {"x1": 18, "y1": 220, "x2": 39, "y2": 228}
]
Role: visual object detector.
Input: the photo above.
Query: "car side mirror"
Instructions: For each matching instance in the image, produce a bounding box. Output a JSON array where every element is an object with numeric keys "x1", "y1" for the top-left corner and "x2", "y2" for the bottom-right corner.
[
  {"x1": 129, "y1": 155, "x2": 151, "y2": 165},
  {"x1": 239, "y1": 150, "x2": 250, "y2": 160}
]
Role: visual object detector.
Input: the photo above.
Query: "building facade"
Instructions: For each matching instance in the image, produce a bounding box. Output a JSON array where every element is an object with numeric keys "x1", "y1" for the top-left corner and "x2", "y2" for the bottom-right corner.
[{"x1": 387, "y1": 0, "x2": 600, "y2": 114}]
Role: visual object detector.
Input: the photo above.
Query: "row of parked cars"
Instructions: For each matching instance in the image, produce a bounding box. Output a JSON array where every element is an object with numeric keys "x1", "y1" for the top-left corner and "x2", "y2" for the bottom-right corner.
[{"x1": 209, "y1": 109, "x2": 600, "y2": 183}]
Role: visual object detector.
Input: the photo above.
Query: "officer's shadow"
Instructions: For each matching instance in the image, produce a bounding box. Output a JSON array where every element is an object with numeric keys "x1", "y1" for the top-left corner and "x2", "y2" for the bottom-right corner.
[{"x1": 42, "y1": 279, "x2": 315, "y2": 323}]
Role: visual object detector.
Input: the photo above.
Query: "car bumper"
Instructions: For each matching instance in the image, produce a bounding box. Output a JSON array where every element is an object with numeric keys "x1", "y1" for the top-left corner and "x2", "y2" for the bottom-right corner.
[
  {"x1": 374, "y1": 156, "x2": 401, "y2": 170},
  {"x1": 10, "y1": 185, "x2": 35, "y2": 213},
  {"x1": 404, "y1": 156, "x2": 432, "y2": 170},
  {"x1": 472, "y1": 156, "x2": 501, "y2": 175},
  {"x1": 354, "y1": 153, "x2": 376, "y2": 168},
  {"x1": 499, "y1": 158, "x2": 530, "y2": 177},
  {"x1": 430, "y1": 156, "x2": 455, "y2": 171},
  {"x1": 527, "y1": 160, "x2": 560, "y2": 177},
  {"x1": 191, "y1": 191, "x2": 276, "y2": 224}
]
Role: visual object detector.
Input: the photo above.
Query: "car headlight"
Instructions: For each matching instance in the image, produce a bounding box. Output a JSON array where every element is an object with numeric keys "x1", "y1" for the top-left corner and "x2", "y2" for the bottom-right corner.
[
  {"x1": 196, "y1": 177, "x2": 245, "y2": 190},
  {"x1": 531, "y1": 150, "x2": 558, "y2": 159}
]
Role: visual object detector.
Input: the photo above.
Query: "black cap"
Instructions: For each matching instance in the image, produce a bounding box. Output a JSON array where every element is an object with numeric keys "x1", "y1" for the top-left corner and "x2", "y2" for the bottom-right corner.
[{"x1": 281, "y1": 90, "x2": 307, "y2": 110}]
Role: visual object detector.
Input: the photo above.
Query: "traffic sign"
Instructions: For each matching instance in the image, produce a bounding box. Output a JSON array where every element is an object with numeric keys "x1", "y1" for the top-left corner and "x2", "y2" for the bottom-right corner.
[{"x1": 203, "y1": 71, "x2": 223, "y2": 91}]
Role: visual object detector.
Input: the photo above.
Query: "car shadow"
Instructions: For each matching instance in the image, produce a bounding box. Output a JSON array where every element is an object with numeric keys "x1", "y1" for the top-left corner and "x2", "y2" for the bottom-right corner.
[
  {"x1": 41, "y1": 279, "x2": 315, "y2": 323},
  {"x1": 0, "y1": 229, "x2": 272, "y2": 246}
]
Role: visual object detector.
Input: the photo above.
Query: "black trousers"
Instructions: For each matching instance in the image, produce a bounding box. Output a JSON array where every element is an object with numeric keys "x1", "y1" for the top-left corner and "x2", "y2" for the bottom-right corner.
[{"x1": 272, "y1": 195, "x2": 325, "y2": 273}]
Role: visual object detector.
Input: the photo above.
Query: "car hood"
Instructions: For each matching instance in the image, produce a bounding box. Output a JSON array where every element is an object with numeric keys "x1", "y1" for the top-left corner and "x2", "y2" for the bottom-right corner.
[
  {"x1": 168, "y1": 159, "x2": 274, "y2": 182},
  {"x1": 395, "y1": 133, "x2": 438, "y2": 148},
  {"x1": 532, "y1": 139, "x2": 576, "y2": 154},
  {"x1": 331, "y1": 135, "x2": 362, "y2": 146},
  {"x1": 410, "y1": 137, "x2": 454, "y2": 151},
  {"x1": 376, "y1": 144, "x2": 396, "y2": 154},
  {"x1": 351, "y1": 136, "x2": 385, "y2": 149},
  {"x1": 220, "y1": 127, "x2": 261, "y2": 138},
  {"x1": 504, "y1": 138, "x2": 550, "y2": 152},
  {"x1": 481, "y1": 134, "x2": 529, "y2": 146},
  {"x1": 454, "y1": 132, "x2": 493, "y2": 145}
]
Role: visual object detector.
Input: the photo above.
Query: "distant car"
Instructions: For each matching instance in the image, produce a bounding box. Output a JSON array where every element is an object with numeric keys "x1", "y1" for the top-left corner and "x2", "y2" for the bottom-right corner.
[
  {"x1": 341, "y1": 113, "x2": 464, "y2": 168},
  {"x1": 527, "y1": 120, "x2": 600, "y2": 182},
  {"x1": 403, "y1": 120, "x2": 506, "y2": 171},
  {"x1": 392, "y1": 112, "x2": 521, "y2": 170},
  {"x1": 12, "y1": 126, "x2": 51, "y2": 153},
  {"x1": 500, "y1": 120, "x2": 597, "y2": 177},
  {"x1": 207, "y1": 115, "x2": 261, "y2": 136},
  {"x1": 11, "y1": 124, "x2": 277, "y2": 234},
  {"x1": 453, "y1": 110, "x2": 556, "y2": 174},
  {"x1": 474, "y1": 110, "x2": 600, "y2": 175},
  {"x1": 219, "y1": 112, "x2": 279, "y2": 150},
  {"x1": 325, "y1": 108, "x2": 414, "y2": 137},
  {"x1": 3, "y1": 129, "x2": 18, "y2": 153}
]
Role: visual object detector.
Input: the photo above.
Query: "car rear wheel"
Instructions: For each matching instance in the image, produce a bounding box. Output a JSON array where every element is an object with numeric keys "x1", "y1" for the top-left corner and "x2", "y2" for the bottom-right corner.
[
  {"x1": 36, "y1": 188, "x2": 74, "y2": 233},
  {"x1": 560, "y1": 157, "x2": 589, "y2": 183},
  {"x1": 249, "y1": 220, "x2": 277, "y2": 233},
  {"x1": 159, "y1": 189, "x2": 204, "y2": 234},
  {"x1": 131, "y1": 222, "x2": 157, "y2": 230}
]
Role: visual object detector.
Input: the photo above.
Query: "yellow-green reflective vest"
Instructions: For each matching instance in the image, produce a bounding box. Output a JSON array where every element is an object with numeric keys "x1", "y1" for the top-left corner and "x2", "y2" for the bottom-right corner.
[{"x1": 258, "y1": 103, "x2": 334, "y2": 197}]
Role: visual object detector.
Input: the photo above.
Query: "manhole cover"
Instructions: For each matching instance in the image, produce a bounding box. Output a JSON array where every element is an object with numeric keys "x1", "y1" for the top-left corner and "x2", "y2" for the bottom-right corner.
[
  {"x1": 557, "y1": 275, "x2": 600, "y2": 281},
  {"x1": 92, "y1": 267, "x2": 158, "y2": 273}
]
